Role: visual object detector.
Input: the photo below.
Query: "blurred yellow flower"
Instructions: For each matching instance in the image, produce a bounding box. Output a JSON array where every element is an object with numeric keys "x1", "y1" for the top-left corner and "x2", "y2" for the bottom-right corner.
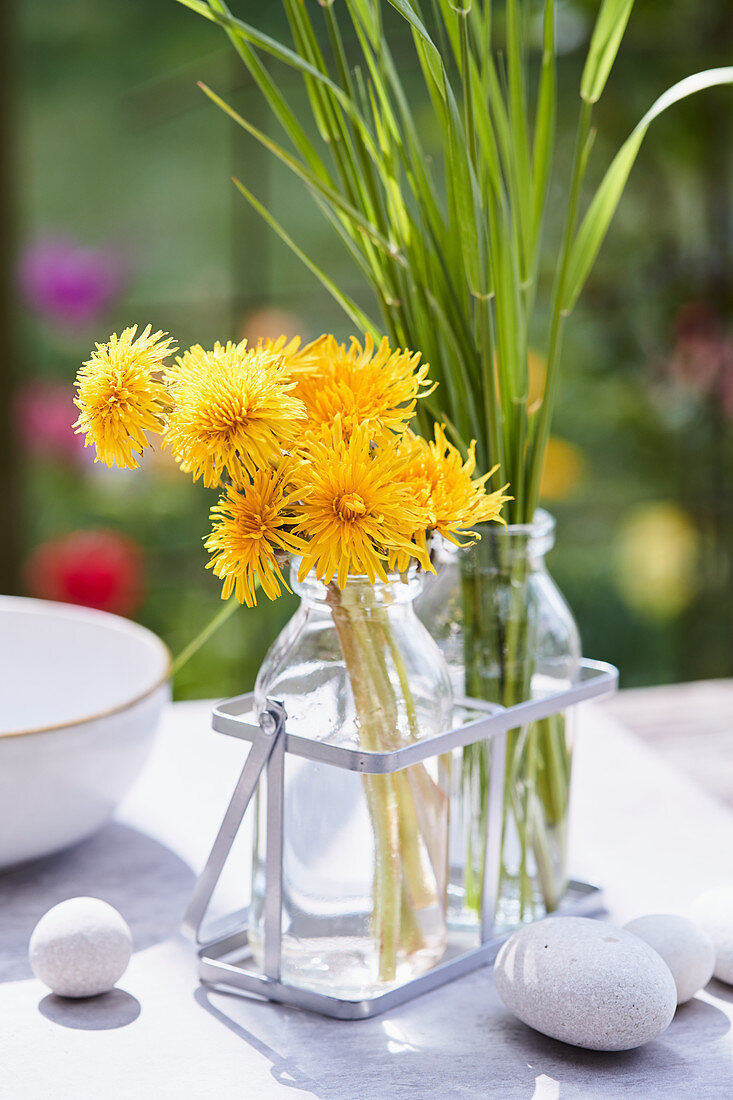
[
  {"x1": 293, "y1": 421, "x2": 432, "y2": 588},
  {"x1": 527, "y1": 350, "x2": 546, "y2": 414},
  {"x1": 73, "y1": 324, "x2": 175, "y2": 469},
  {"x1": 292, "y1": 333, "x2": 434, "y2": 440},
  {"x1": 164, "y1": 341, "x2": 305, "y2": 487},
  {"x1": 539, "y1": 436, "x2": 586, "y2": 501},
  {"x1": 614, "y1": 502, "x2": 699, "y2": 620},
  {"x1": 205, "y1": 458, "x2": 306, "y2": 606}
]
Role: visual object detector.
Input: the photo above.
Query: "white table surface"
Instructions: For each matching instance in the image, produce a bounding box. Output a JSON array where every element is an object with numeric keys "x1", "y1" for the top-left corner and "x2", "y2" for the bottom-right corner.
[{"x1": 3, "y1": 700, "x2": 733, "y2": 1100}]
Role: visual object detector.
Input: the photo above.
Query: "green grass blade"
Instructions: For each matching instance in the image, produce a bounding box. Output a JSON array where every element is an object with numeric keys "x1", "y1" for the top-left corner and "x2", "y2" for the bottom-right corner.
[
  {"x1": 176, "y1": 0, "x2": 381, "y2": 165},
  {"x1": 443, "y1": 81, "x2": 484, "y2": 298},
  {"x1": 580, "y1": 0, "x2": 635, "y2": 105},
  {"x1": 457, "y1": 7, "x2": 477, "y2": 165},
  {"x1": 198, "y1": 82, "x2": 402, "y2": 261},
  {"x1": 523, "y1": 97, "x2": 593, "y2": 518},
  {"x1": 565, "y1": 67, "x2": 733, "y2": 309},
  {"x1": 468, "y1": 59, "x2": 503, "y2": 204},
  {"x1": 232, "y1": 177, "x2": 378, "y2": 335},
  {"x1": 531, "y1": 0, "x2": 556, "y2": 256},
  {"x1": 384, "y1": 0, "x2": 446, "y2": 95},
  {"x1": 505, "y1": 0, "x2": 532, "y2": 278},
  {"x1": 203, "y1": 0, "x2": 326, "y2": 178},
  {"x1": 282, "y1": 0, "x2": 338, "y2": 143}
]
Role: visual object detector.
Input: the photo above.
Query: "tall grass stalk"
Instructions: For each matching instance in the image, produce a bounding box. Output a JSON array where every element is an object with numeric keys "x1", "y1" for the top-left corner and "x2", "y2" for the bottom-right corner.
[{"x1": 176, "y1": 0, "x2": 731, "y2": 524}]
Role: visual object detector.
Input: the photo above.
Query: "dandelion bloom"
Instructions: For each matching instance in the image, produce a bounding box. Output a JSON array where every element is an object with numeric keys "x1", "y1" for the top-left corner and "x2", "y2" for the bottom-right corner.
[
  {"x1": 293, "y1": 421, "x2": 432, "y2": 588},
  {"x1": 397, "y1": 426, "x2": 511, "y2": 547},
  {"x1": 164, "y1": 341, "x2": 305, "y2": 487},
  {"x1": 253, "y1": 333, "x2": 301, "y2": 363},
  {"x1": 205, "y1": 459, "x2": 306, "y2": 606},
  {"x1": 428, "y1": 425, "x2": 510, "y2": 541},
  {"x1": 73, "y1": 324, "x2": 175, "y2": 469},
  {"x1": 292, "y1": 333, "x2": 434, "y2": 441}
]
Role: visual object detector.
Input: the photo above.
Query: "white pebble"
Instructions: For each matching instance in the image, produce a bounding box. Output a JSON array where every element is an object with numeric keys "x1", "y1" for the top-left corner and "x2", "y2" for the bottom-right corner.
[
  {"x1": 624, "y1": 914, "x2": 715, "y2": 1004},
  {"x1": 29, "y1": 897, "x2": 133, "y2": 998},
  {"x1": 691, "y1": 886, "x2": 733, "y2": 985},
  {"x1": 493, "y1": 916, "x2": 677, "y2": 1051}
]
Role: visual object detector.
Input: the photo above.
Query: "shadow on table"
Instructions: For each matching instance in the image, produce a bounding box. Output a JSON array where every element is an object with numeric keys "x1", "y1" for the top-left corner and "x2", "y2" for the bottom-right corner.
[
  {"x1": 193, "y1": 982, "x2": 546, "y2": 1099},
  {"x1": 706, "y1": 979, "x2": 733, "y2": 1003},
  {"x1": 194, "y1": 986, "x2": 324, "y2": 1096},
  {"x1": 0, "y1": 822, "x2": 195, "y2": 982},
  {"x1": 501, "y1": 996, "x2": 730, "y2": 1095},
  {"x1": 191, "y1": 973, "x2": 732, "y2": 1099},
  {"x1": 39, "y1": 988, "x2": 141, "y2": 1030}
]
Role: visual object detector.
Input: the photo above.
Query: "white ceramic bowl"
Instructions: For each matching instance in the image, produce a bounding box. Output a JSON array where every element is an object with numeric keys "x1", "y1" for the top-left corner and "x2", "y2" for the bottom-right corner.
[{"x1": 0, "y1": 596, "x2": 170, "y2": 869}]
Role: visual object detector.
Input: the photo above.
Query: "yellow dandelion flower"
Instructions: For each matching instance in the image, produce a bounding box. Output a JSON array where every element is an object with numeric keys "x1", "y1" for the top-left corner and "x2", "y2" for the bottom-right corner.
[
  {"x1": 291, "y1": 333, "x2": 434, "y2": 441},
  {"x1": 430, "y1": 426, "x2": 511, "y2": 542},
  {"x1": 164, "y1": 341, "x2": 305, "y2": 487},
  {"x1": 397, "y1": 426, "x2": 511, "y2": 546},
  {"x1": 293, "y1": 421, "x2": 432, "y2": 588},
  {"x1": 73, "y1": 324, "x2": 175, "y2": 469},
  {"x1": 205, "y1": 458, "x2": 307, "y2": 607},
  {"x1": 385, "y1": 432, "x2": 437, "y2": 572},
  {"x1": 254, "y1": 333, "x2": 301, "y2": 365}
]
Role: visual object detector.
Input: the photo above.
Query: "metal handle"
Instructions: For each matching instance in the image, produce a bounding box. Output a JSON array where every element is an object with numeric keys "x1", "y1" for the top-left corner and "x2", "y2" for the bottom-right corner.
[{"x1": 182, "y1": 700, "x2": 286, "y2": 946}]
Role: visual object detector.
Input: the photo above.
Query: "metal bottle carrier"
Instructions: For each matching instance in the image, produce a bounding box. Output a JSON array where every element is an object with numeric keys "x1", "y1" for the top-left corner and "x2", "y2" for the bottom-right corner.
[{"x1": 184, "y1": 659, "x2": 617, "y2": 1019}]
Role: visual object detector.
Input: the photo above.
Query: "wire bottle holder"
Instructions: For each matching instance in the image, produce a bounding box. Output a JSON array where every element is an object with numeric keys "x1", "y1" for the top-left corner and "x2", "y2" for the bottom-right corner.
[{"x1": 184, "y1": 658, "x2": 618, "y2": 1020}]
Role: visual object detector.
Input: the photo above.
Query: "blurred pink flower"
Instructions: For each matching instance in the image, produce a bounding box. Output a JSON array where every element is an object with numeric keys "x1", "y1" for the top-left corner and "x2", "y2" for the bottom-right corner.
[
  {"x1": 24, "y1": 530, "x2": 144, "y2": 617},
  {"x1": 669, "y1": 302, "x2": 733, "y2": 418},
  {"x1": 722, "y1": 360, "x2": 733, "y2": 420},
  {"x1": 19, "y1": 237, "x2": 124, "y2": 327},
  {"x1": 14, "y1": 381, "x2": 88, "y2": 463}
]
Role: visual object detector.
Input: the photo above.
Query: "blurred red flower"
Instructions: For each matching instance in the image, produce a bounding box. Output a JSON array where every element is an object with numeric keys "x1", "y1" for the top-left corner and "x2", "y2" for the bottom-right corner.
[{"x1": 24, "y1": 530, "x2": 144, "y2": 617}]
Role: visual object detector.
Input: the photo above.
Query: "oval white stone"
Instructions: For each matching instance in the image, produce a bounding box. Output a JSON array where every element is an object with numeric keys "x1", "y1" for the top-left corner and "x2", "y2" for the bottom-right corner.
[
  {"x1": 624, "y1": 914, "x2": 715, "y2": 1004},
  {"x1": 691, "y1": 886, "x2": 733, "y2": 985},
  {"x1": 494, "y1": 916, "x2": 677, "y2": 1051},
  {"x1": 29, "y1": 897, "x2": 133, "y2": 998}
]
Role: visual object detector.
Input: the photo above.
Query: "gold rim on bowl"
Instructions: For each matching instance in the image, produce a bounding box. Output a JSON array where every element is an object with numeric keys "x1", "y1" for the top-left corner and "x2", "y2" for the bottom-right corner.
[{"x1": 0, "y1": 597, "x2": 172, "y2": 740}]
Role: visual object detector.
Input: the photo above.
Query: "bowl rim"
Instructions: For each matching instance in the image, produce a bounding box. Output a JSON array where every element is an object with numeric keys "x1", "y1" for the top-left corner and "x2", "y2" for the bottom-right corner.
[{"x1": 0, "y1": 595, "x2": 172, "y2": 740}]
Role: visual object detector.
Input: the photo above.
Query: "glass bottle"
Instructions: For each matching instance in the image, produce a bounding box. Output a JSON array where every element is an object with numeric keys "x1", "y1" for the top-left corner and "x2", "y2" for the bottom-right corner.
[
  {"x1": 418, "y1": 509, "x2": 581, "y2": 932},
  {"x1": 250, "y1": 563, "x2": 453, "y2": 998}
]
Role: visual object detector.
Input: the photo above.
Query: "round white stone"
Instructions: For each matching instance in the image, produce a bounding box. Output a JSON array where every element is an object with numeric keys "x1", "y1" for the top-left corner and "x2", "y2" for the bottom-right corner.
[
  {"x1": 493, "y1": 916, "x2": 677, "y2": 1051},
  {"x1": 29, "y1": 897, "x2": 133, "y2": 998},
  {"x1": 623, "y1": 914, "x2": 715, "y2": 1004},
  {"x1": 691, "y1": 886, "x2": 733, "y2": 985}
]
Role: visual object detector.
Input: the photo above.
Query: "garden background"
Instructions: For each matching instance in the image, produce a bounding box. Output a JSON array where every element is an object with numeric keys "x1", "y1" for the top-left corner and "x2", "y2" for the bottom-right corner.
[{"x1": 2, "y1": 0, "x2": 731, "y2": 699}]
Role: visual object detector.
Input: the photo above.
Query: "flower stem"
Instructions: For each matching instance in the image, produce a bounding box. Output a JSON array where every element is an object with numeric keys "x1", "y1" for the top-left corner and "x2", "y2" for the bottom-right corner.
[
  {"x1": 170, "y1": 596, "x2": 240, "y2": 677},
  {"x1": 327, "y1": 581, "x2": 446, "y2": 982},
  {"x1": 459, "y1": 536, "x2": 572, "y2": 923},
  {"x1": 326, "y1": 588, "x2": 402, "y2": 981}
]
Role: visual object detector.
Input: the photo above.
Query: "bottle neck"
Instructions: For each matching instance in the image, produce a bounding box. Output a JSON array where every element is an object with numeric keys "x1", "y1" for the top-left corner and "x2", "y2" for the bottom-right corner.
[
  {"x1": 290, "y1": 561, "x2": 424, "y2": 611},
  {"x1": 434, "y1": 509, "x2": 556, "y2": 574}
]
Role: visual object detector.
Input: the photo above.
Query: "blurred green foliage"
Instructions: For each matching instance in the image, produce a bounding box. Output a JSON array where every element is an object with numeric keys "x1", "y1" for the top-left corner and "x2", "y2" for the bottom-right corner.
[{"x1": 11, "y1": 0, "x2": 732, "y2": 696}]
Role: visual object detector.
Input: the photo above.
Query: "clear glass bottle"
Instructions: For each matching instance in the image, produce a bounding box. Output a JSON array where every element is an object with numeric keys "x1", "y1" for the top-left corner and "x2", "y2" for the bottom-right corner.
[
  {"x1": 250, "y1": 563, "x2": 453, "y2": 999},
  {"x1": 418, "y1": 509, "x2": 580, "y2": 933}
]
